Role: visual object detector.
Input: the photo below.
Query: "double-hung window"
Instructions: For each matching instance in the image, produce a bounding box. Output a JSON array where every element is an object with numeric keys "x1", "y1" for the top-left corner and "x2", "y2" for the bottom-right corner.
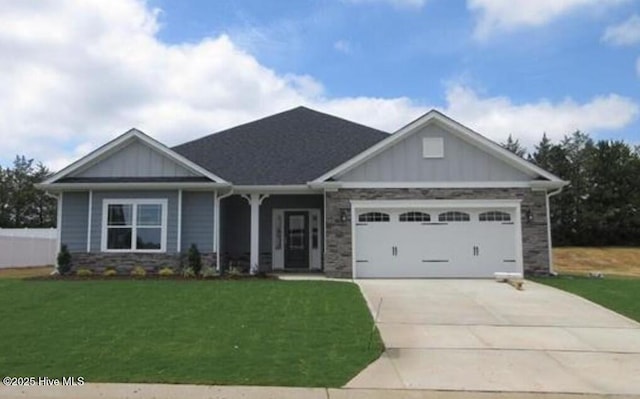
[{"x1": 102, "y1": 199, "x2": 167, "y2": 252}]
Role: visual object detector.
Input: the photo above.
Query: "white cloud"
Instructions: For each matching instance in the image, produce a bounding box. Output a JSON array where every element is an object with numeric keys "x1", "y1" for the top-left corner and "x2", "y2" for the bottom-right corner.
[
  {"x1": 334, "y1": 40, "x2": 352, "y2": 54},
  {"x1": 0, "y1": 0, "x2": 636, "y2": 171},
  {"x1": 468, "y1": 0, "x2": 626, "y2": 39},
  {"x1": 344, "y1": 0, "x2": 427, "y2": 9},
  {"x1": 602, "y1": 14, "x2": 640, "y2": 45},
  {"x1": 441, "y1": 85, "x2": 639, "y2": 147},
  {"x1": 0, "y1": 0, "x2": 424, "y2": 170}
]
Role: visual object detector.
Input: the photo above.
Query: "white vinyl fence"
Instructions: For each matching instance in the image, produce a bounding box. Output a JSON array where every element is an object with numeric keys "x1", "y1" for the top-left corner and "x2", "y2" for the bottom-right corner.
[{"x1": 0, "y1": 228, "x2": 58, "y2": 268}]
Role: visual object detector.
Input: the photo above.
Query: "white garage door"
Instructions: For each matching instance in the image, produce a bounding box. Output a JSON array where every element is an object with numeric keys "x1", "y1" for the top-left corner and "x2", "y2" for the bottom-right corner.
[{"x1": 354, "y1": 204, "x2": 522, "y2": 278}]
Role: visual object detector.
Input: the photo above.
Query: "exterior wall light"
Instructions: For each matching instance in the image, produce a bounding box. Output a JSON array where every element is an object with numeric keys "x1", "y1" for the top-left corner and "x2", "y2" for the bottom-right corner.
[{"x1": 340, "y1": 208, "x2": 350, "y2": 223}]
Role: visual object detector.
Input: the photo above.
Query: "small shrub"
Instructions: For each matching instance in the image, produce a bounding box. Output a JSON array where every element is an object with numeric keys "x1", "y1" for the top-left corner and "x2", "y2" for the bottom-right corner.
[
  {"x1": 158, "y1": 267, "x2": 174, "y2": 277},
  {"x1": 103, "y1": 268, "x2": 117, "y2": 277},
  {"x1": 182, "y1": 267, "x2": 195, "y2": 278},
  {"x1": 228, "y1": 266, "x2": 243, "y2": 277},
  {"x1": 187, "y1": 244, "x2": 202, "y2": 276},
  {"x1": 57, "y1": 244, "x2": 72, "y2": 275},
  {"x1": 130, "y1": 266, "x2": 147, "y2": 277},
  {"x1": 200, "y1": 266, "x2": 216, "y2": 278},
  {"x1": 76, "y1": 268, "x2": 93, "y2": 277}
]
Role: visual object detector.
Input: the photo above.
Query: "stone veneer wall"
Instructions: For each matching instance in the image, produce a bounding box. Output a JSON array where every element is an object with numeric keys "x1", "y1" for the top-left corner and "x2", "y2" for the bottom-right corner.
[
  {"x1": 70, "y1": 252, "x2": 217, "y2": 274},
  {"x1": 324, "y1": 188, "x2": 549, "y2": 278}
]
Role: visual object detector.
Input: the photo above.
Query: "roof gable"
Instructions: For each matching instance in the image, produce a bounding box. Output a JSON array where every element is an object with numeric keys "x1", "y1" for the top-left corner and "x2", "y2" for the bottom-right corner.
[
  {"x1": 338, "y1": 122, "x2": 533, "y2": 182},
  {"x1": 172, "y1": 107, "x2": 389, "y2": 185},
  {"x1": 313, "y1": 110, "x2": 564, "y2": 184},
  {"x1": 43, "y1": 129, "x2": 227, "y2": 185}
]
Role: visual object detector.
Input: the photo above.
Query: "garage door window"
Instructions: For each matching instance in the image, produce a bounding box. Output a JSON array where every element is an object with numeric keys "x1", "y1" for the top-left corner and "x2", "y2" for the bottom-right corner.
[
  {"x1": 358, "y1": 212, "x2": 390, "y2": 222},
  {"x1": 399, "y1": 212, "x2": 431, "y2": 222},
  {"x1": 438, "y1": 211, "x2": 470, "y2": 222},
  {"x1": 479, "y1": 211, "x2": 511, "y2": 222}
]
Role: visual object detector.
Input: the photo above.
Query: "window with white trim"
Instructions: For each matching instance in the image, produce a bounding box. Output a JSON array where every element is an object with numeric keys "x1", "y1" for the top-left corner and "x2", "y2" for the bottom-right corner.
[
  {"x1": 102, "y1": 199, "x2": 167, "y2": 252},
  {"x1": 479, "y1": 211, "x2": 511, "y2": 222},
  {"x1": 358, "y1": 212, "x2": 390, "y2": 222},
  {"x1": 438, "y1": 211, "x2": 470, "y2": 222},
  {"x1": 399, "y1": 212, "x2": 431, "y2": 222}
]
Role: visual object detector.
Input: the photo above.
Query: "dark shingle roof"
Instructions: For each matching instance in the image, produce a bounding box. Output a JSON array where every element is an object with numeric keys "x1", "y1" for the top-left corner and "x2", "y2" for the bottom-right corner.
[{"x1": 172, "y1": 106, "x2": 389, "y2": 185}]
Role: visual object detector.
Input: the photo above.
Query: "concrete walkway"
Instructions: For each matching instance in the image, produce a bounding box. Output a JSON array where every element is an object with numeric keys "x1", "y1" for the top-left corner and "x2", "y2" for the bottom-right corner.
[
  {"x1": 348, "y1": 279, "x2": 640, "y2": 395},
  {"x1": 2, "y1": 383, "x2": 638, "y2": 399}
]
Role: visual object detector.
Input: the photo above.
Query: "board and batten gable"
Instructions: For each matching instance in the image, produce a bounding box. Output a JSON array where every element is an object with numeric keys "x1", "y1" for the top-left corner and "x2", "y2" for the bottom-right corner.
[
  {"x1": 337, "y1": 122, "x2": 533, "y2": 182},
  {"x1": 72, "y1": 139, "x2": 197, "y2": 178},
  {"x1": 60, "y1": 192, "x2": 89, "y2": 252}
]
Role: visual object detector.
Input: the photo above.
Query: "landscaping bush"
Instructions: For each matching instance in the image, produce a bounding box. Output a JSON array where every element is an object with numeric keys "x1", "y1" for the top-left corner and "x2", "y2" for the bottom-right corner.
[
  {"x1": 182, "y1": 267, "x2": 195, "y2": 278},
  {"x1": 200, "y1": 266, "x2": 216, "y2": 278},
  {"x1": 57, "y1": 244, "x2": 72, "y2": 275},
  {"x1": 158, "y1": 267, "x2": 174, "y2": 277},
  {"x1": 103, "y1": 268, "x2": 117, "y2": 277},
  {"x1": 130, "y1": 266, "x2": 147, "y2": 277},
  {"x1": 187, "y1": 244, "x2": 202, "y2": 275},
  {"x1": 76, "y1": 268, "x2": 93, "y2": 277}
]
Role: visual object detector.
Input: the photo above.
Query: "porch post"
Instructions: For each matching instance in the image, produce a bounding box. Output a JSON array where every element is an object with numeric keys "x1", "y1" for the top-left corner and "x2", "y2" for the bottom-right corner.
[{"x1": 242, "y1": 193, "x2": 269, "y2": 274}]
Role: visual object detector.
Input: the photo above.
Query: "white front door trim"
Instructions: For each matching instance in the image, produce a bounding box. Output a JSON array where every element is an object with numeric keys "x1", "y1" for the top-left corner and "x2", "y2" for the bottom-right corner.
[{"x1": 272, "y1": 208, "x2": 322, "y2": 271}]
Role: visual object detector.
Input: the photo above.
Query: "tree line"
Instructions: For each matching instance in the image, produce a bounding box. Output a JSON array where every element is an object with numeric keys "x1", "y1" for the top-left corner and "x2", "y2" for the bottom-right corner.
[
  {"x1": 502, "y1": 132, "x2": 640, "y2": 246},
  {"x1": 0, "y1": 156, "x2": 56, "y2": 228}
]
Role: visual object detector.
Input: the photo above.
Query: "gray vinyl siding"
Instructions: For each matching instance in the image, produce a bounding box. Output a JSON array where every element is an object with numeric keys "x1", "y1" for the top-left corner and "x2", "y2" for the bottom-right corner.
[
  {"x1": 181, "y1": 191, "x2": 214, "y2": 252},
  {"x1": 74, "y1": 140, "x2": 196, "y2": 178},
  {"x1": 338, "y1": 123, "x2": 533, "y2": 182},
  {"x1": 60, "y1": 192, "x2": 89, "y2": 252},
  {"x1": 220, "y1": 194, "x2": 323, "y2": 256},
  {"x1": 90, "y1": 190, "x2": 180, "y2": 253}
]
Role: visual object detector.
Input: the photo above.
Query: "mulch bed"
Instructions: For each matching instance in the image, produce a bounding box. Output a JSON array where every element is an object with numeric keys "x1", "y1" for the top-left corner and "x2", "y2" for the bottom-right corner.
[{"x1": 25, "y1": 273, "x2": 278, "y2": 281}]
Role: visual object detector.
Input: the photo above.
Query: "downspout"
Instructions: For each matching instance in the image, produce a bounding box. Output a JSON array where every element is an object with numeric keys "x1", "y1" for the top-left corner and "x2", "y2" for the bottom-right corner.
[
  {"x1": 215, "y1": 187, "x2": 234, "y2": 272},
  {"x1": 546, "y1": 187, "x2": 564, "y2": 276},
  {"x1": 45, "y1": 191, "x2": 61, "y2": 275}
]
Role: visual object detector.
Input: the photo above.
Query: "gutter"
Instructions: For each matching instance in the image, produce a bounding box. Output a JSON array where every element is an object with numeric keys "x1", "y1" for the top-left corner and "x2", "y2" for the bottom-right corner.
[
  {"x1": 545, "y1": 186, "x2": 565, "y2": 276},
  {"x1": 35, "y1": 182, "x2": 231, "y2": 191}
]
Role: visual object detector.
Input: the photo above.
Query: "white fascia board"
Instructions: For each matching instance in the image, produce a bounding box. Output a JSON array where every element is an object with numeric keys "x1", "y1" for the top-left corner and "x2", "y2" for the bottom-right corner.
[
  {"x1": 43, "y1": 129, "x2": 138, "y2": 184},
  {"x1": 333, "y1": 181, "x2": 532, "y2": 189},
  {"x1": 233, "y1": 185, "x2": 322, "y2": 194},
  {"x1": 310, "y1": 111, "x2": 432, "y2": 183},
  {"x1": 350, "y1": 199, "x2": 522, "y2": 209},
  {"x1": 311, "y1": 109, "x2": 564, "y2": 183},
  {"x1": 35, "y1": 182, "x2": 230, "y2": 191},
  {"x1": 41, "y1": 128, "x2": 228, "y2": 185},
  {"x1": 307, "y1": 181, "x2": 342, "y2": 190},
  {"x1": 308, "y1": 181, "x2": 563, "y2": 189},
  {"x1": 132, "y1": 130, "x2": 228, "y2": 183},
  {"x1": 530, "y1": 180, "x2": 569, "y2": 190},
  {"x1": 429, "y1": 112, "x2": 563, "y2": 182}
]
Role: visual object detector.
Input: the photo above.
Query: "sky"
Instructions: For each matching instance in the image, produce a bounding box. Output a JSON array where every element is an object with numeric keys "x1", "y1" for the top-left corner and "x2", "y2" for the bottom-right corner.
[{"x1": 0, "y1": 0, "x2": 639, "y2": 171}]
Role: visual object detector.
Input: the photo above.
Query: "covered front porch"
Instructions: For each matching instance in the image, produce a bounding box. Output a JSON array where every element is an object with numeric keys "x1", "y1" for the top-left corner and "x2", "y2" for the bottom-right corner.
[{"x1": 219, "y1": 192, "x2": 324, "y2": 273}]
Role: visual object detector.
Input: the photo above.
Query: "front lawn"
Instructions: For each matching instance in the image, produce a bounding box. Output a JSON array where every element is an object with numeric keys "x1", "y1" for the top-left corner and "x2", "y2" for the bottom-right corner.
[
  {"x1": 531, "y1": 275, "x2": 640, "y2": 322},
  {"x1": 0, "y1": 279, "x2": 383, "y2": 387}
]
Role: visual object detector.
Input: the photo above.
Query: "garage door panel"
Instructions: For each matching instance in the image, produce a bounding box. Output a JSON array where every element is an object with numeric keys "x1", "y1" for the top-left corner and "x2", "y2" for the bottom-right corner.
[{"x1": 354, "y1": 205, "x2": 522, "y2": 278}]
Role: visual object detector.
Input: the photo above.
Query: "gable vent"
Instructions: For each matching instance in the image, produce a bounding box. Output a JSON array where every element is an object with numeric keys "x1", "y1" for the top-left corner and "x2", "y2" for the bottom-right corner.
[{"x1": 423, "y1": 137, "x2": 444, "y2": 158}]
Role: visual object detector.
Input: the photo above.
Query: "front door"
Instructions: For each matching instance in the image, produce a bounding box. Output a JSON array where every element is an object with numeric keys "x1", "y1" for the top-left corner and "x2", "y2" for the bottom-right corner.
[{"x1": 284, "y1": 211, "x2": 309, "y2": 269}]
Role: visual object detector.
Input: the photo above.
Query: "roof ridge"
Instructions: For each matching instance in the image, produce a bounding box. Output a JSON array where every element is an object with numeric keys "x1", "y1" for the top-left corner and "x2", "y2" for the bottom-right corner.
[{"x1": 173, "y1": 106, "x2": 388, "y2": 149}]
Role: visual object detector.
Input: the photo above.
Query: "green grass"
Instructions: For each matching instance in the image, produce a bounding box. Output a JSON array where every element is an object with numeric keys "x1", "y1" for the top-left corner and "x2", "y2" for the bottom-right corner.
[
  {"x1": 531, "y1": 275, "x2": 640, "y2": 322},
  {"x1": 0, "y1": 279, "x2": 383, "y2": 387}
]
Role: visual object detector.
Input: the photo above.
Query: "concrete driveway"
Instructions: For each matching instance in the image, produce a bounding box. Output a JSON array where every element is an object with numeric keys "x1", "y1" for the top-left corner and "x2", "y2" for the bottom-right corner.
[{"x1": 347, "y1": 279, "x2": 640, "y2": 395}]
